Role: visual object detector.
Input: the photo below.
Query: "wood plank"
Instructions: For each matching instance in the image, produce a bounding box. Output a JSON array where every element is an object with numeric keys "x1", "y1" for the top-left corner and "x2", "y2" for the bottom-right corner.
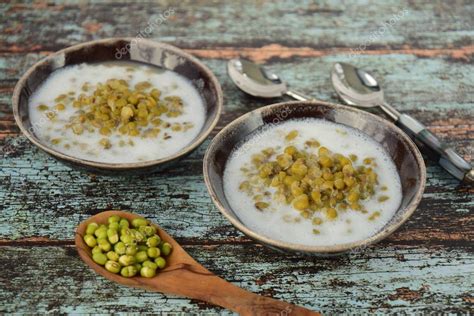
[
  {"x1": 1, "y1": 55, "x2": 473, "y2": 143},
  {"x1": 0, "y1": 245, "x2": 472, "y2": 314},
  {"x1": 0, "y1": 1, "x2": 473, "y2": 53},
  {"x1": 0, "y1": 136, "x2": 472, "y2": 245},
  {"x1": 0, "y1": 55, "x2": 472, "y2": 245}
]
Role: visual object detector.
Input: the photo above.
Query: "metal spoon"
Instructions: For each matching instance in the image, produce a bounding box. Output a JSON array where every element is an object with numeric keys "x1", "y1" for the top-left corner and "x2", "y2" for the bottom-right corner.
[
  {"x1": 331, "y1": 62, "x2": 473, "y2": 183},
  {"x1": 227, "y1": 58, "x2": 473, "y2": 184},
  {"x1": 76, "y1": 210, "x2": 318, "y2": 315},
  {"x1": 227, "y1": 58, "x2": 312, "y2": 100}
]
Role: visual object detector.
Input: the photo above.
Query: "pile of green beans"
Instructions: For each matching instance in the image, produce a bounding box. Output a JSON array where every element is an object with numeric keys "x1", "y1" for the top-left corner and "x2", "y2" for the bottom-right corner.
[
  {"x1": 38, "y1": 77, "x2": 195, "y2": 151},
  {"x1": 239, "y1": 130, "x2": 389, "y2": 228},
  {"x1": 83, "y1": 215, "x2": 172, "y2": 278}
]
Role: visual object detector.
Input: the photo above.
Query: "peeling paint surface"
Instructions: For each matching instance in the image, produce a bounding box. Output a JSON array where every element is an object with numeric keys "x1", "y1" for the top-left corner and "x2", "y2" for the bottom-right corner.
[{"x1": 0, "y1": 1, "x2": 473, "y2": 314}]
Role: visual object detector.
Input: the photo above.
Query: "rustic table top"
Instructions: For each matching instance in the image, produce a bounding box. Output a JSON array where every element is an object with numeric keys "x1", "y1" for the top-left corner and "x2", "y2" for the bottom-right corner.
[{"x1": 0, "y1": 1, "x2": 473, "y2": 314}]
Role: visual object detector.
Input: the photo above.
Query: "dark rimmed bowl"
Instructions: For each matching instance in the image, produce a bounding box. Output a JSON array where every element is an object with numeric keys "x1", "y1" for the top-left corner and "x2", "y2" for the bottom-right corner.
[
  {"x1": 12, "y1": 38, "x2": 223, "y2": 175},
  {"x1": 203, "y1": 101, "x2": 426, "y2": 255}
]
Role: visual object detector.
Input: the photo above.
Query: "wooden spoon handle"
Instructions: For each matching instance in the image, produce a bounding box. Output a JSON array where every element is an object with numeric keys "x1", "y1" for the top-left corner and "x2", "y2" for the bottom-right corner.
[{"x1": 150, "y1": 263, "x2": 320, "y2": 315}]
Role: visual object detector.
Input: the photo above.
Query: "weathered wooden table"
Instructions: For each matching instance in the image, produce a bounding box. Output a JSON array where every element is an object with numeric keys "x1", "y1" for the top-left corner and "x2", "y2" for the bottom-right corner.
[{"x1": 1, "y1": 1, "x2": 473, "y2": 314}]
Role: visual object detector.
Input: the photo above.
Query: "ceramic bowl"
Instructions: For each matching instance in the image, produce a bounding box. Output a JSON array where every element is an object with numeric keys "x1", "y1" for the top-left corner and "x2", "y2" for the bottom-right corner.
[
  {"x1": 13, "y1": 38, "x2": 223, "y2": 175},
  {"x1": 203, "y1": 101, "x2": 426, "y2": 255}
]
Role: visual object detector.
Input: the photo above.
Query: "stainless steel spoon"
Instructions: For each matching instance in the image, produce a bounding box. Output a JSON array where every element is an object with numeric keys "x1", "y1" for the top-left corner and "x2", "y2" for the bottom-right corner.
[
  {"x1": 331, "y1": 62, "x2": 473, "y2": 183},
  {"x1": 227, "y1": 58, "x2": 312, "y2": 100},
  {"x1": 227, "y1": 58, "x2": 473, "y2": 184}
]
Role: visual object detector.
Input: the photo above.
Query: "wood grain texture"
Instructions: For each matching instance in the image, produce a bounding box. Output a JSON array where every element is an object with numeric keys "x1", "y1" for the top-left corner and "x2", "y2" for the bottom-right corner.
[
  {"x1": 1, "y1": 245, "x2": 473, "y2": 314},
  {"x1": 0, "y1": 0, "x2": 473, "y2": 314},
  {"x1": 0, "y1": 1, "x2": 473, "y2": 52}
]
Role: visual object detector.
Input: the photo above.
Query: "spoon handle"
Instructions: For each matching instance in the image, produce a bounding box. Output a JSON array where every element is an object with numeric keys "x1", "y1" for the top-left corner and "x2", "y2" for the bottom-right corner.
[
  {"x1": 390, "y1": 111, "x2": 473, "y2": 183},
  {"x1": 151, "y1": 263, "x2": 320, "y2": 315},
  {"x1": 285, "y1": 90, "x2": 313, "y2": 101}
]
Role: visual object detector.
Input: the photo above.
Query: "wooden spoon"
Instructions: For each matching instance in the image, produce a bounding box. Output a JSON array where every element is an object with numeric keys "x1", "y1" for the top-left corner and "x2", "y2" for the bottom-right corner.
[{"x1": 75, "y1": 210, "x2": 320, "y2": 315}]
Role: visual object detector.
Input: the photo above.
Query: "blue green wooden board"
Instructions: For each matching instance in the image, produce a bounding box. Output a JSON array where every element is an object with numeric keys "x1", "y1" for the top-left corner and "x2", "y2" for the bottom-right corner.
[{"x1": 0, "y1": 1, "x2": 473, "y2": 314}]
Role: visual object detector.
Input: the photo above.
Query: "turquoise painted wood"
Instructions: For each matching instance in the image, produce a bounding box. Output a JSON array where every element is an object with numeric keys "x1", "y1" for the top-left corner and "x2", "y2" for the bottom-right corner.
[{"x1": 0, "y1": 1, "x2": 473, "y2": 314}]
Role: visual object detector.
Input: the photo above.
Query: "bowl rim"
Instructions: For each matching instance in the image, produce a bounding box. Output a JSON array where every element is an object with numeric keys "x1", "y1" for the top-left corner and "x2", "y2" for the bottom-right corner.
[
  {"x1": 203, "y1": 100, "x2": 426, "y2": 254},
  {"x1": 12, "y1": 37, "x2": 223, "y2": 170}
]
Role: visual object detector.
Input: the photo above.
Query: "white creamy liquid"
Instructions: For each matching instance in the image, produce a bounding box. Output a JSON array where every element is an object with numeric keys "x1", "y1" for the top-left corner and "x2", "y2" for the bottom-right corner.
[
  {"x1": 28, "y1": 61, "x2": 206, "y2": 163},
  {"x1": 223, "y1": 118, "x2": 403, "y2": 246}
]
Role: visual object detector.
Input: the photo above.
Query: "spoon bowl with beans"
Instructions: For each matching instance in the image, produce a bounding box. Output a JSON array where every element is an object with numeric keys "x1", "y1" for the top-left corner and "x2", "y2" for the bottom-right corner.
[{"x1": 75, "y1": 210, "x2": 319, "y2": 315}]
